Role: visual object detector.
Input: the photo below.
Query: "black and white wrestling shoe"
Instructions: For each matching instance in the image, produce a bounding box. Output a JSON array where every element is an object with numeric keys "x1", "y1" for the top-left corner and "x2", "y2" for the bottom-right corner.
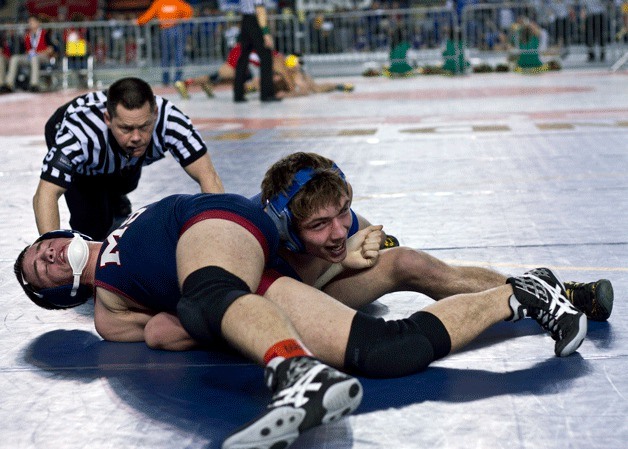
[
  {"x1": 222, "y1": 356, "x2": 363, "y2": 449},
  {"x1": 507, "y1": 267, "x2": 587, "y2": 357}
]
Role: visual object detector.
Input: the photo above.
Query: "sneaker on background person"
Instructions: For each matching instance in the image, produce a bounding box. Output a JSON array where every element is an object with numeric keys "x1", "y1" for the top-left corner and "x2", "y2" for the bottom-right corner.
[{"x1": 174, "y1": 80, "x2": 189, "y2": 100}]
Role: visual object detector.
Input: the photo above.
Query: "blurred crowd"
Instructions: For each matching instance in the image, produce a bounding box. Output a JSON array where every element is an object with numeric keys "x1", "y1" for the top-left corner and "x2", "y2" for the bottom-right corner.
[{"x1": 0, "y1": 0, "x2": 625, "y2": 92}]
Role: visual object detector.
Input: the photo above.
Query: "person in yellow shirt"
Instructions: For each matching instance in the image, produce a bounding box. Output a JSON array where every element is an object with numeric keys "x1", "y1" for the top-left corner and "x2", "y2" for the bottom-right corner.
[{"x1": 137, "y1": 0, "x2": 193, "y2": 86}]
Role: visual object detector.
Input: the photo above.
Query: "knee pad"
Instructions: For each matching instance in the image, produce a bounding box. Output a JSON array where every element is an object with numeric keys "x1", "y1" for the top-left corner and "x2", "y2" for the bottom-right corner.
[
  {"x1": 177, "y1": 266, "x2": 251, "y2": 345},
  {"x1": 345, "y1": 311, "x2": 451, "y2": 378}
]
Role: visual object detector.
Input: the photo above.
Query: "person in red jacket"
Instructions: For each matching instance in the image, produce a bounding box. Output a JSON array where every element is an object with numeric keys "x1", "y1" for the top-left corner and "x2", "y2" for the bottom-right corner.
[
  {"x1": 1, "y1": 15, "x2": 55, "y2": 93},
  {"x1": 137, "y1": 0, "x2": 194, "y2": 86}
]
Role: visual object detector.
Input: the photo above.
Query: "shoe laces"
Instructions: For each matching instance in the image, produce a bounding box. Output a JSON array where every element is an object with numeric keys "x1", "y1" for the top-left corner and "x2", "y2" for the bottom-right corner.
[
  {"x1": 529, "y1": 307, "x2": 560, "y2": 340},
  {"x1": 530, "y1": 293, "x2": 578, "y2": 341}
]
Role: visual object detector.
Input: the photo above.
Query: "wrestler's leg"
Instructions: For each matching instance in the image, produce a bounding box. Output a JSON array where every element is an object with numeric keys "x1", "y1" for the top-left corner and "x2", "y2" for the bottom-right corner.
[
  {"x1": 324, "y1": 246, "x2": 506, "y2": 308},
  {"x1": 422, "y1": 284, "x2": 512, "y2": 352},
  {"x1": 177, "y1": 219, "x2": 302, "y2": 363},
  {"x1": 264, "y1": 276, "x2": 355, "y2": 368},
  {"x1": 180, "y1": 221, "x2": 363, "y2": 449},
  {"x1": 265, "y1": 276, "x2": 511, "y2": 373}
]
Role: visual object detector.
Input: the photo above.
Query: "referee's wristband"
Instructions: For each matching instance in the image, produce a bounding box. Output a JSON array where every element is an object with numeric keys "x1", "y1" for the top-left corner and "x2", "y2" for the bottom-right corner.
[{"x1": 261, "y1": 26, "x2": 270, "y2": 35}]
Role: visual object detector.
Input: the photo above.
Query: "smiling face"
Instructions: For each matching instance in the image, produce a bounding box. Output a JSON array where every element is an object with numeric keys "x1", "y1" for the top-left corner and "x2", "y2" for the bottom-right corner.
[
  {"x1": 21, "y1": 237, "x2": 74, "y2": 290},
  {"x1": 105, "y1": 102, "x2": 157, "y2": 159},
  {"x1": 295, "y1": 192, "x2": 353, "y2": 263}
]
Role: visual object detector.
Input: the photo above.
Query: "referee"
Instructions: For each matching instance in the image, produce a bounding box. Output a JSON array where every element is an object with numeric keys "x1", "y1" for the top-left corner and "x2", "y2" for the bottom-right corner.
[
  {"x1": 233, "y1": 0, "x2": 280, "y2": 102},
  {"x1": 34, "y1": 77, "x2": 224, "y2": 240}
]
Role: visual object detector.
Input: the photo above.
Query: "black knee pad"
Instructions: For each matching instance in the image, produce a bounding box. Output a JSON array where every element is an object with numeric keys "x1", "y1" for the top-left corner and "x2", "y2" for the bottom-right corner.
[
  {"x1": 345, "y1": 311, "x2": 451, "y2": 378},
  {"x1": 177, "y1": 266, "x2": 251, "y2": 345}
]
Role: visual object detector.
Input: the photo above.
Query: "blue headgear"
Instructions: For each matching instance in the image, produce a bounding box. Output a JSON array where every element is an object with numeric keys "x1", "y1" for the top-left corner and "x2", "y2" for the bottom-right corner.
[
  {"x1": 22, "y1": 230, "x2": 94, "y2": 308},
  {"x1": 265, "y1": 165, "x2": 345, "y2": 253}
]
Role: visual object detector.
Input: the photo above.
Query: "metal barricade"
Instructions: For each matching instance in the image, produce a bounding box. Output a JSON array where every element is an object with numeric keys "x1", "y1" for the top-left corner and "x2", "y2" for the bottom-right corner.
[
  {"x1": 0, "y1": 1, "x2": 624, "y2": 88},
  {"x1": 299, "y1": 6, "x2": 456, "y2": 69},
  {"x1": 461, "y1": 1, "x2": 625, "y2": 66}
]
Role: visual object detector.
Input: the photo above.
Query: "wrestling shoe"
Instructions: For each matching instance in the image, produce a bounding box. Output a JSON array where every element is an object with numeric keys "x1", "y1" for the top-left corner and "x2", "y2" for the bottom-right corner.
[
  {"x1": 222, "y1": 356, "x2": 362, "y2": 449},
  {"x1": 174, "y1": 80, "x2": 189, "y2": 99},
  {"x1": 507, "y1": 268, "x2": 587, "y2": 357},
  {"x1": 335, "y1": 83, "x2": 355, "y2": 92},
  {"x1": 381, "y1": 234, "x2": 400, "y2": 249},
  {"x1": 564, "y1": 279, "x2": 613, "y2": 321},
  {"x1": 199, "y1": 80, "x2": 214, "y2": 98}
]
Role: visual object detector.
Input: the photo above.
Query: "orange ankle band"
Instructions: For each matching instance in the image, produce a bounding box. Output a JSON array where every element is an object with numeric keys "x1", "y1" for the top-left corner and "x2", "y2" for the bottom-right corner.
[{"x1": 263, "y1": 339, "x2": 311, "y2": 365}]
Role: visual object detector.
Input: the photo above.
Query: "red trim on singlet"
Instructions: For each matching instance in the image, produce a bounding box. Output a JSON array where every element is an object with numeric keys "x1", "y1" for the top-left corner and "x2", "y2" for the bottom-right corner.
[
  {"x1": 256, "y1": 268, "x2": 283, "y2": 295},
  {"x1": 93, "y1": 281, "x2": 142, "y2": 305},
  {"x1": 180, "y1": 210, "x2": 270, "y2": 261}
]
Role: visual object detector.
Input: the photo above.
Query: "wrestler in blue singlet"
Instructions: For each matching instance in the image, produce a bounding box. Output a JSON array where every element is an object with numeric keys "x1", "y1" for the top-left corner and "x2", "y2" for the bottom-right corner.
[
  {"x1": 249, "y1": 192, "x2": 360, "y2": 283},
  {"x1": 95, "y1": 193, "x2": 279, "y2": 311}
]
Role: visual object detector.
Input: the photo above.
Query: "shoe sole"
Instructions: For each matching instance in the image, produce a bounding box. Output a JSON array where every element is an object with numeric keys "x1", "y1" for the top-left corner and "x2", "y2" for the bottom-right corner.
[
  {"x1": 591, "y1": 279, "x2": 613, "y2": 321},
  {"x1": 222, "y1": 378, "x2": 362, "y2": 449},
  {"x1": 320, "y1": 378, "x2": 363, "y2": 425},
  {"x1": 222, "y1": 406, "x2": 304, "y2": 449},
  {"x1": 556, "y1": 312, "x2": 588, "y2": 357}
]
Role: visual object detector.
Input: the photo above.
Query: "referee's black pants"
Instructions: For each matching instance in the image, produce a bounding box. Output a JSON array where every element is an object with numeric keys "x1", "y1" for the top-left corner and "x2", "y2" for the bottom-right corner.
[
  {"x1": 63, "y1": 171, "x2": 140, "y2": 241},
  {"x1": 585, "y1": 13, "x2": 607, "y2": 59},
  {"x1": 233, "y1": 14, "x2": 274, "y2": 101},
  {"x1": 45, "y1": 103, "x2": 141, "y2": 241}
]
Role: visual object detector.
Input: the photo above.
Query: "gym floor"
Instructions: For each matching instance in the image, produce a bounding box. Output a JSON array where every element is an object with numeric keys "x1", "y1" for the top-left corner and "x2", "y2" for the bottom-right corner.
[{"x1": 0, "y1": 67, "x2": 626, "y2": 449}]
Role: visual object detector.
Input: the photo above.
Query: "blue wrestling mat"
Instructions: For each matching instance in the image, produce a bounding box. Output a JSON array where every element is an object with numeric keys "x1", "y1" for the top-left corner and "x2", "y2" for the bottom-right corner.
[{"x1": 1, "y1": 67, "x2": 627, "y2": 448}]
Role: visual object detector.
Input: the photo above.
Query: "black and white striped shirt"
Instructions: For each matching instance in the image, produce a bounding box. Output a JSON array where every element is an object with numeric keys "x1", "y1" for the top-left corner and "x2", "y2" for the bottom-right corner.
[
  {"x1": 240, "y1": 0, "x2": 265, "y2": 15},
  {"x1": 41, "y1": 90, "x2": 207, "y2": 189}
]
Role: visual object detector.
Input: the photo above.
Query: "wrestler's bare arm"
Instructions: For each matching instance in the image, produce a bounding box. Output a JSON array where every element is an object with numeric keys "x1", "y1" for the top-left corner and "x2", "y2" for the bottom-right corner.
[
  {"x1": 93, "y1": 288, "x2": 155, "y2": 343},
  {"x1": 93, "y1": 286, "x2": 199, "y2": 350},
  {"x1": 144, "y1": 312, "x2": 199, "y2": 351}
]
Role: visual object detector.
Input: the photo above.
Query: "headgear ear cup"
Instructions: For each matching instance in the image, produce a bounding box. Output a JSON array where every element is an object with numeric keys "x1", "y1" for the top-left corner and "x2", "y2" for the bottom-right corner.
[
  {"x1": 265, "y1": 168, "x2": 316, "y2": 252},
  {"x1": 265, "y1": 165, "x2": 346, "y2": 253},
  {"x1": 67, "y1": 233, "x2": 89, "y2": 297}
]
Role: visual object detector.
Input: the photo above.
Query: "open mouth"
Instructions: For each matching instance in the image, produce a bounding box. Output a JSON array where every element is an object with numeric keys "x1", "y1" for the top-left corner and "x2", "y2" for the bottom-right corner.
[
  {"x1": 327, "y1": 240, "x2": 346, "y2": 258},
  {"x1": 60, "y1": 243, "x2": 68, "y2": 264}
]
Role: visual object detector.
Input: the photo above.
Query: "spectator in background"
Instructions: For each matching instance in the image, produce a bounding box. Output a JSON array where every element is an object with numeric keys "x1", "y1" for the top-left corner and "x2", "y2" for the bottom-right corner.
[
  {"x1": 0, "y1": 31, "x2": 11, "y2": 90},
  {"x1": 64, "y1": 14, "x2": 89, "y2": 72},
  {"x1": 109, "y1": 13, "x2": 127, "y2": 65},
  {"x1": 580, "y1": 0, "x2": 608, "y2": 61},
  {"x1": 0, "y1": 15, "x2": 55, "y2": 93},
  {"x1": 511, "y1": 16, "x2": 547, "y2": 71},
  {"x1": 547, "y1": 0, "x2": 575, "y2": 55},
  {"x1": 137, "y1": 0, "x2": 194, "y2": 86},
  {"x1": 618, "y1": 0, "x2": 628, "y2": 42},
  {"x1": 233, "y1": 0, "x2": 280, "y2": 102}
]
